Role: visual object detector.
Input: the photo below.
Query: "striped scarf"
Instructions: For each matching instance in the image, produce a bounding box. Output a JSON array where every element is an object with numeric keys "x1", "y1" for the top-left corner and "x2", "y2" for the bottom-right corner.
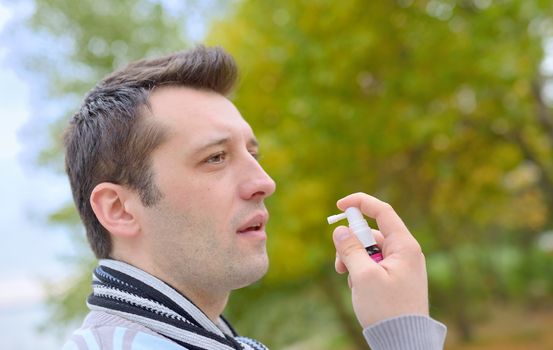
[{"x1": 87, "y1": 259, "x2": 268, "y2": 350}]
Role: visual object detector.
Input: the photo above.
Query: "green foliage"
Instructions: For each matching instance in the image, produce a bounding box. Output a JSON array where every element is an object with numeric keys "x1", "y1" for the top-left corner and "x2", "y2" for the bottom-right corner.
[
  {"x1": 8, "y1": 0, "x2": 553, "y2": 346},
  {"x1": 225, "y1": 278, "x2": 350, "y2": 349},
  {"x1": 207, "y1": 0, "x2": 553, "y2": 342}
]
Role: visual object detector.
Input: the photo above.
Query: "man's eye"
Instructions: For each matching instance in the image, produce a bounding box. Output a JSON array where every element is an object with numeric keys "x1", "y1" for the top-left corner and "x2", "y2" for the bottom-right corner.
[
  {"x1": 250, "y1": 151, "x2": 261, "y2": 161},
  {"x1": 206, "y1": 152, "x2": 226, "y2": 164}
]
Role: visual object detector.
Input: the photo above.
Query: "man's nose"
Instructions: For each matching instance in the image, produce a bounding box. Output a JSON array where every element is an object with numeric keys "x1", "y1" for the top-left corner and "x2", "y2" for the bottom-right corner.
[{"x1": 239, "y1": 157, "x2": 276, "y2": 201}]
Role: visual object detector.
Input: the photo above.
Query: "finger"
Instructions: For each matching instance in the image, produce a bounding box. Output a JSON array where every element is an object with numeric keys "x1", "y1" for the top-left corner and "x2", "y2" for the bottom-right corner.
[
  {"x1": 333, "y1": 226, "x2": 376, "y2": 276},
  {"x1": 337, "y1": 193, "x2": 410, "y2": 240},
  {"x1": 372, "y1": 229, "x2": 384, "y2": 247},
  {"x1": 335, "y1": 253, "x2": 348, "y2": 274}
]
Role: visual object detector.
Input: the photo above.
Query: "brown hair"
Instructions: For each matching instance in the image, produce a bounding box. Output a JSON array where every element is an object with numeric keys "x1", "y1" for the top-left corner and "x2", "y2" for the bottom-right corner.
[{"x1": 64, "y1": 45, "x2": 238, "y2": 258}]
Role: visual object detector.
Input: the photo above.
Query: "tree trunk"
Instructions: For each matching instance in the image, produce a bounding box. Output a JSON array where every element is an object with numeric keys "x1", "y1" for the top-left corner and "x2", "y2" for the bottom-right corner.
[{"x1": 449, "y1": 251, "x2": 474, "y2": 342}]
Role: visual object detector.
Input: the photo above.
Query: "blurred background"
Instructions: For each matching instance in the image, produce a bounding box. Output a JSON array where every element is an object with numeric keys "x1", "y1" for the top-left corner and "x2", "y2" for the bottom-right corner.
[{"x1": 1, "y1": 0, "x2": 553, "y2": 349}]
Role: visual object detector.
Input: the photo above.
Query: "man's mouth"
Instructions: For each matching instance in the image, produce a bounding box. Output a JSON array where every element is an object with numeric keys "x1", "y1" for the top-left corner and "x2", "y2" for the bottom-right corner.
[
  {"x1": 237, "y1": 223, "x2": 263, "y2": 233},
  {"x1": 236, "y1": 212, "x2": 268, "y2": 236}
]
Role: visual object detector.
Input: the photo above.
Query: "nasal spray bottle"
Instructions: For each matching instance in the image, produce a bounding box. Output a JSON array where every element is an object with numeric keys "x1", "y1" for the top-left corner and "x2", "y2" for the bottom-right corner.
[{"x1": 327, "y1": 207, "x2": 383, "y2": 263}]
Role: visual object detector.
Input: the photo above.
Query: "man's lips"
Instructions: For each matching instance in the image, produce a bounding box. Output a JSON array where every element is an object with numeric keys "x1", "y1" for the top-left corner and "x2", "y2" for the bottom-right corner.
[{"x1": 236, "y1": 212, "x2": 269, "y2": 234}]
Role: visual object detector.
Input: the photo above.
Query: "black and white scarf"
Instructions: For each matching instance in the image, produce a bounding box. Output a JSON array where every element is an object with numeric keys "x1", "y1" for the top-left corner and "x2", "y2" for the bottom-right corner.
[{"x1": 87, "y1": 259, "x2": 268, "y2": 350}]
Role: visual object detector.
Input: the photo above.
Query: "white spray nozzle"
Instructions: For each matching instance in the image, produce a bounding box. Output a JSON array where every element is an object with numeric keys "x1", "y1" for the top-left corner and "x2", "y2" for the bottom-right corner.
[
  {"x1": 326, "y1": 207, "x2": 376, "y2": 248},
  {"x1": 327, "y1": 213, "x2": 347, "y2": 224}
]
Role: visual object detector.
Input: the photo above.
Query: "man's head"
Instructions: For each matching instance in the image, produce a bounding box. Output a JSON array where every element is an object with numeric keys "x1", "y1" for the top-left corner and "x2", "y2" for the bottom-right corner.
[{"x1": 65, "y1": 46, "x2": 276, "y2": 291}]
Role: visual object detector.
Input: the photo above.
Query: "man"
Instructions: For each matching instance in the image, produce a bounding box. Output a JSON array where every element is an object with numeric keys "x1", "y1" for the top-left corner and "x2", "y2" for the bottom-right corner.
[{"x1": 62, "y1": 46, "x2": 446, "y2": 350}]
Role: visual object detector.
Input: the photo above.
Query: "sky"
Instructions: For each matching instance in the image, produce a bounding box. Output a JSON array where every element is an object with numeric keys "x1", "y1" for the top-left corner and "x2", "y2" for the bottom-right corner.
[{"x1": 0, "y1": 3, "x2": 76, "y2": 348}]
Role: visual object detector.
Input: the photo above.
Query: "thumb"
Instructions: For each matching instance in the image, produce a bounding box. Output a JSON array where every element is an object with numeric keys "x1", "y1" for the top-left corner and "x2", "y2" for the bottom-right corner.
[{"x1": 333, "y1": 226, "x2": 375, "y2": 276}]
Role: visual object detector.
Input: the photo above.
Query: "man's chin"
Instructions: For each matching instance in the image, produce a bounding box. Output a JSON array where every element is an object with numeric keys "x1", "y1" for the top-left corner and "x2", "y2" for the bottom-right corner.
[{"x1": 232, "y1": 256, "x2": 269, "y2": 290}]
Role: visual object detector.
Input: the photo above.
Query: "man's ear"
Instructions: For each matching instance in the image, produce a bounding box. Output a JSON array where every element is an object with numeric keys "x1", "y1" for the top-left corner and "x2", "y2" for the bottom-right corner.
[{"x1": 90, "y1": 182, "x2": 141, "y2": 238}]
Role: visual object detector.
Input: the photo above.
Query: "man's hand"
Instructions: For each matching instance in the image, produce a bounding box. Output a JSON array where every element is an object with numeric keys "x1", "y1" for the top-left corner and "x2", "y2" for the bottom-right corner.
[{"x1": 332, "y1": 192, "x2": 429, "y2": 328}]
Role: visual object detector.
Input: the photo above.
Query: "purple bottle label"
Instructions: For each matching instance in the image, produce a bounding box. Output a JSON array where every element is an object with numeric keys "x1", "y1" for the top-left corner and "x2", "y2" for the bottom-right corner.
[
  {"x1": 366, "y1": 245, "x2": 383, "y2": 263},
  {"x1": 370, "y1": 253, "x2": 384, "y2": 262}
]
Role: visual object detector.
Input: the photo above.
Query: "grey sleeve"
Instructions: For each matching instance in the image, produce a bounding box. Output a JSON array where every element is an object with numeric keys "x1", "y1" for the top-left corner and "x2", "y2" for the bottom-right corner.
[{"x1": 362, "y1": 315, "x2": 447, "y2": 350}]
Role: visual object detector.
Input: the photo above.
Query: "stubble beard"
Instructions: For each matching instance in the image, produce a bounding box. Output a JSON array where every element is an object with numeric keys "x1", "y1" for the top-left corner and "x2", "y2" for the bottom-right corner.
[
  {"x1": 229, "y1": 244, "x2": 269, "y2": 290},
  {"x1": 150, "y1": 203, "x2": 270, "y2": 294}
]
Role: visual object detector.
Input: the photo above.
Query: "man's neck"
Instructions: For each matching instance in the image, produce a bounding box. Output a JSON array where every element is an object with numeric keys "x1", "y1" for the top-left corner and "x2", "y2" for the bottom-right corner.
[
  {"x1": 179, "y1": 286, "x2": 230, "y2": 322},
  {"x1": 118, "y1": 255, "x2": 230, "y2": 322}
]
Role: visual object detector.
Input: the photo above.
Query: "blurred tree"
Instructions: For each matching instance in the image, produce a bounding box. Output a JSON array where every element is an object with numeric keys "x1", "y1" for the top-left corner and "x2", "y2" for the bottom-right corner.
[
  {"x1": 6, "y1": 0, "x2": 553, "y2": 348},
  {"x1": 207, "y1": 0, "x2": 553, "y2": 343}
]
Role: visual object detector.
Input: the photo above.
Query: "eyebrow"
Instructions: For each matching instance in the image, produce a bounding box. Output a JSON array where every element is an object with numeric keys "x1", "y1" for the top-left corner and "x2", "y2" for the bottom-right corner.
[{"x1": 191, "y1": 136, "x2": 259, "y2": 154}]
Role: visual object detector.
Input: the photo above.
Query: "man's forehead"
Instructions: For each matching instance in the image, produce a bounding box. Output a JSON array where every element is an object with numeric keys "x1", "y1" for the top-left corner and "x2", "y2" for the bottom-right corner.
[
  {"x1": 148, "y1": 86, "x2": 233, "y2": 118},
  {"x1": 147, "y1": 86, "x2": 257, "y2": 148}
]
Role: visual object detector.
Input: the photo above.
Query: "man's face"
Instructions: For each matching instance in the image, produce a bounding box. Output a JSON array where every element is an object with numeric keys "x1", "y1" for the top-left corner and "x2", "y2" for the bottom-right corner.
[{"x1": 137, "y1": 86, "x2": 276, "y2": 294}]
